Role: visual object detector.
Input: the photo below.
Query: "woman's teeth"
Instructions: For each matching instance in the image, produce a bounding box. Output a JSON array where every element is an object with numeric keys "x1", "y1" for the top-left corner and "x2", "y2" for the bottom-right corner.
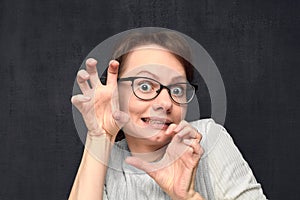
[
  {"x1": 149, "y1": 120, "x2": 165, "y2": 125},
  {"x1": 142, "y1": 118, "x2": 171, "y2": 125}
]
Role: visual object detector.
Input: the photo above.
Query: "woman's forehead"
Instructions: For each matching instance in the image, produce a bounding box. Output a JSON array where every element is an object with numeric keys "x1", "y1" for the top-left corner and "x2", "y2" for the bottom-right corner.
[
  {"x1": 121, "y1": 64, "x2": 187, "y2": 84},
  {"x1": 120, "y1": 47, "x2": 186, "y2": 80}
]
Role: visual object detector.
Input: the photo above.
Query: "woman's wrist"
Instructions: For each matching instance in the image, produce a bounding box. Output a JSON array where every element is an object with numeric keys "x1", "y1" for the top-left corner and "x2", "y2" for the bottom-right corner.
[
  {"x1": 87, "y1": 127, "x2": 116, "y2": 142},
  {"x1": 85, "y1": 132, "x2": 114, "y2": 163}
]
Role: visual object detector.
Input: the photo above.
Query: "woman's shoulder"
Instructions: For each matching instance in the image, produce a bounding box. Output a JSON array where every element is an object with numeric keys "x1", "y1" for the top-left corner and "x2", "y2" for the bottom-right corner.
[
  {"x1": 190, "y1": 119, "x2": 267, "y2": 199},
  {"x1": 189, "y1": 118, "x2": 226, "y2": 142},
  {"x1": 189, "y1": 118, "x2": 217, "y2": 135},
  {"x1": 189, "y1": 118, "x2": 234, "y2": 157}
]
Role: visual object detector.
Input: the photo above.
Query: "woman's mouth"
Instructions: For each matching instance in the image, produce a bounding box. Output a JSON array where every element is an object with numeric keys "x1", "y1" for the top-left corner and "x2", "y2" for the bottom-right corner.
[{"x1": 141, "y1": 117, "x2": 172, "y2": 130}]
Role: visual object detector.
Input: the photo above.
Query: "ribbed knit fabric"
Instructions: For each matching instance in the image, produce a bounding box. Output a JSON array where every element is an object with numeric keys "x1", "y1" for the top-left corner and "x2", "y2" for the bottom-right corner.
[{"x1": 103, "y1": 119, "x2": 267, "y2": 200}]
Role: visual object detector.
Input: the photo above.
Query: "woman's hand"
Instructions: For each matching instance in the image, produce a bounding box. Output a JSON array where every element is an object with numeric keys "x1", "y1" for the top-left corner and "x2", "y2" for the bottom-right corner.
[
  {"x1": 71, "y1": 58, "x2": 129, "y2": 140},
  {"x1": 126, "y1": 120, "x2": 204, "y2": 200}
]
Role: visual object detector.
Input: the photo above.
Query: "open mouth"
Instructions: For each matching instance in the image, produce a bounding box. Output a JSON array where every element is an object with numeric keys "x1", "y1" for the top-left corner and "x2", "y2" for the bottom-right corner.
[{"x1": 141, "y1": 117, "x2": 172, "y2": 129}]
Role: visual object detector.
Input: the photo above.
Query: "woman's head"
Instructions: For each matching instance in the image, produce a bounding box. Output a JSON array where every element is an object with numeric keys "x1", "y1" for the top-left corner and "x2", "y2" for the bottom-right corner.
[{"x1": 111, "y1": 31, "x2": 195, "y2": 148}]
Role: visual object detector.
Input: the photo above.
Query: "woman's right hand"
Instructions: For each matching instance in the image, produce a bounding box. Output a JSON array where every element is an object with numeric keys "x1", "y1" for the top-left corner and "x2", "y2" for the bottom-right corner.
[{"x1": 71, "y1": 58, "x2": 129, "y2": 140}]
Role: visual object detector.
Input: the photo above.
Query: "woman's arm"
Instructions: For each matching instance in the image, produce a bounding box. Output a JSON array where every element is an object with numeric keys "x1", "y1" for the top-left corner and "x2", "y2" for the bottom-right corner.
[
  {"x1": 69, "y1": 58, "x2": 128, "y2": 200},
  {"x1": 69, "y1": 133, "x2": 114, "y2": 200}
]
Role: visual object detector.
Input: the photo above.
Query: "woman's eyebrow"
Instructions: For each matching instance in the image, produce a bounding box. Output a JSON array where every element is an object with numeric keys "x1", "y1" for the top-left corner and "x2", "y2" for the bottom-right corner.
[
  {"x1": 171, "y1": 76, "x2": 187, "y2": 82},
  {"x1": 136, "y1": 71, "x2": 186, "y2": 82},
  {"x1": 136, "y1": 71, "x2": 159, "y2": 79}
]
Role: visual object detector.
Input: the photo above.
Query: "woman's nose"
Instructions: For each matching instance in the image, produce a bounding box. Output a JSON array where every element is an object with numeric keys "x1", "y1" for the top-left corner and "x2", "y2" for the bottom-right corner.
[{"x1": 152, "y1": 88, "x2": 173, "y2": 112}]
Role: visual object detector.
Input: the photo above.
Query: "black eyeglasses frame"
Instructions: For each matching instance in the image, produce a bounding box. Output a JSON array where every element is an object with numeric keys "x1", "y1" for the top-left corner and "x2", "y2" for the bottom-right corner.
[{"x1": 114, "y1": 76, "x2": 198, "y2": 105}]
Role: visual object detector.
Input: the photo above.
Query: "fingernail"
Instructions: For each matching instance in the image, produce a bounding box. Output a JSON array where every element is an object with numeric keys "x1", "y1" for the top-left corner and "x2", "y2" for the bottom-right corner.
[
  {"x1": 109, "y1": 60, "x2": 115, "y2": 65},
  {"x1": 166, "y1": 124, "x2": 176, "y2": 135},
  {"x1": 87, "y1": 58, "x2": 96, "y2": 63}
]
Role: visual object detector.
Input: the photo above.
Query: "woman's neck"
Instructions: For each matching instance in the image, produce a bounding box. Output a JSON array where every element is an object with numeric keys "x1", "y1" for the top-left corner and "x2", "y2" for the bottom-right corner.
[{"x1": 125, "y1": 134, "x2": 168, "y2": 162}]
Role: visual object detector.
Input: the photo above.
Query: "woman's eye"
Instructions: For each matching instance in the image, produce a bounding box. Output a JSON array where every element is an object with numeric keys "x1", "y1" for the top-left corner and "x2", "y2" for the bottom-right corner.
[
  {"x1": 138, "y1": 82, "x2": 152, "y2": 92},
  {"x1": 171, "y1": 86, "x2": 184, "y2": 96}
]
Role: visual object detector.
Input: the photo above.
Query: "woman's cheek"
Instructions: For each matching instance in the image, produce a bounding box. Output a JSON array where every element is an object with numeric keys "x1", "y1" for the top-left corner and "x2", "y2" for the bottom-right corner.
[
  {"x1": 176, "y1": 105, "x2": 187, "y2": 122},
  {"x1": 128, "y1": 98, "x2": 145, "y2": 116},
  {"x1": 118, "y1": 86, "x2": 131, "y2": 113}
]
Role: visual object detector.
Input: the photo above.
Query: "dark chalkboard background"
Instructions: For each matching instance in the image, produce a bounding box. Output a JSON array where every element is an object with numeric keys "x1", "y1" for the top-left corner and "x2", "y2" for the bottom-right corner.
[{"x1": 0, "y1": 0, "x2": 299, "y2": 199}]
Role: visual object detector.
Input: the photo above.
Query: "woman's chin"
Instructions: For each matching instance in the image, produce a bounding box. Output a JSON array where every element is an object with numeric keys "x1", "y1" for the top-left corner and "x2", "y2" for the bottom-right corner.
[{"x1": 123, "y1": 123, "x2": 169, "y2": 139}]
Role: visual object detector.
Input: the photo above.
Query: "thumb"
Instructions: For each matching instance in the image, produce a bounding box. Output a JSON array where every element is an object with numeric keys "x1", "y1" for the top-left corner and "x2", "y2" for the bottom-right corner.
[{"x1": 112, "y1": 110, "x2": 130, "y2": 128}]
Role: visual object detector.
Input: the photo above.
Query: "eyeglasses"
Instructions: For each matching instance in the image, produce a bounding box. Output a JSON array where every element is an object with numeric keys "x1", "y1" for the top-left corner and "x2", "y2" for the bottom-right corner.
[{"x1": 117, "y1": 76, "x2": 197, "y2": 104}]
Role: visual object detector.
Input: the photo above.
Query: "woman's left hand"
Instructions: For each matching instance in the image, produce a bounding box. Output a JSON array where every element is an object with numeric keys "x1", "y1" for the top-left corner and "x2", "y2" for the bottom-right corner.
[{"x1": 126, "y1": 120, "x2": 204, "y2": 200}]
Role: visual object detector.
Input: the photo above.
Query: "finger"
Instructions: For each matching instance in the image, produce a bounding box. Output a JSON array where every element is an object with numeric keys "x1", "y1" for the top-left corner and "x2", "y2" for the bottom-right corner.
[
  {"x1": 173, "y1": 120, "x2": 189, "y2": 133},
  {"x1": 167, "y1": 135, "x2": 191, "y2": 159},
  {"x1": 192, "y1": 145, "x2": 203, "y2": 163},
  {"x1": 71, "y1": 94, "x2": 91, "y2": 112},
  {"x1": 190, "y1": 168, "x2": 198, "y2": 190},
  {"x1": 196, "y1": 131, "x2": 202, "y2": 142},
  {"x1": 77, "y1": 70, "x2": 91, "y2": 94},
  {"x1": 181, "y1": 139, "x2": 203, "y2": 168},
  {"x1": 85, "y1": 58, "x2": 101, "y2": 88},
  {"x1": 183, "y1": 139, "x2": 204, "y2": 162},
  {"x1": 183, "y1": 139, "x2": 201, "y2": 154},
  {"x1": 165, "y1": 123, "x2": 177, "y2": 135},
  {"x1": 198, "y1": 146, "x2": 204, "y2": 156},
  {"x1": 111, "y1": 83, "x2": 120, "y2": 114},
  {"x1": 177, "y1": 126, "x2": 198, "y2": 139},
  {"x1": 106, "y1": 60, "x2": 119, "y2": 86},
  {"x1": 112, "y1": 110, "x2": 130, "y2": 129}
]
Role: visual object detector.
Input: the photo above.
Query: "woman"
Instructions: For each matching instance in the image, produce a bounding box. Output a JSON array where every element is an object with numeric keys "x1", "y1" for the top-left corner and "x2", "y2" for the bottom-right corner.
[{"x1": 69, "y1": 30, "x2": 267, "y2": 200}]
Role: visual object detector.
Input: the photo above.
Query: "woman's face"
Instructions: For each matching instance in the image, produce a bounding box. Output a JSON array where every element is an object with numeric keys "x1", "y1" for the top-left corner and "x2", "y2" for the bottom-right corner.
[{"x1": 118, "y1": 45, "x2": 188, "y2": 147}]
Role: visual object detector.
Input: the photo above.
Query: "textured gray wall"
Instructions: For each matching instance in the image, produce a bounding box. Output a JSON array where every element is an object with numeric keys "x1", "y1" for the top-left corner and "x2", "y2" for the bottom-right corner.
[{"x1": 0, "y1": 0, "x2": 299, "y2": 199}]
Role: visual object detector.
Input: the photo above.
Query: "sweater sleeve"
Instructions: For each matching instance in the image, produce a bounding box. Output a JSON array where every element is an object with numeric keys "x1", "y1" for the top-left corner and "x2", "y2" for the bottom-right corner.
[
  {"x1": 204, "y1": 121, "x2": 267, "y2": 200},
  {"x1": 103, "y1": 185, "x2": 108, "y2": 200}
]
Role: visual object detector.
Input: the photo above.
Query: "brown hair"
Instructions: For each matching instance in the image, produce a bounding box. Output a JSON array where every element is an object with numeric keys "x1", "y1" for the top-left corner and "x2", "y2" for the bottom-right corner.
[{"x1": 112, "y1": 30, "x2": 194, "y2": 82}]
